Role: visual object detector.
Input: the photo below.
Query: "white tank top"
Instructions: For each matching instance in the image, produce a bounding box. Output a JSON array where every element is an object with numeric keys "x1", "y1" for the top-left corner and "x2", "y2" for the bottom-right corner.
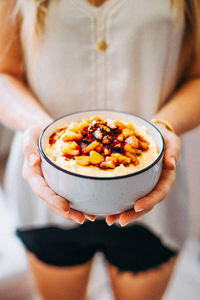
[{"x1": 5, "y1": 0, "x2": 188, "y2": 250}]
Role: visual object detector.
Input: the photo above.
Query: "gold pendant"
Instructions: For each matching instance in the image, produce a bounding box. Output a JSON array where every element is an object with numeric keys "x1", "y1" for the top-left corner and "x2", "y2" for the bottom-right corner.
[{"x1": 96, "y1": 40, "x2": 108, "y2": 51}]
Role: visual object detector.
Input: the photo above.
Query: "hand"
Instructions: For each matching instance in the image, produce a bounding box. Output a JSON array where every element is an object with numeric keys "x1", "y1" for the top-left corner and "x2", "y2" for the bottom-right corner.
[
  {"x1": 106, "y1": 123, "x2": 182, "y2": 226},
  {"x1": 22, "y1": 124, "x2": 96, "y2": 224}
]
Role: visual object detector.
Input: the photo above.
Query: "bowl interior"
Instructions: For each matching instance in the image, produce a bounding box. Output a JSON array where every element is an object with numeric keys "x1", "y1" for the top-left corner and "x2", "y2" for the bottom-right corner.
[{"x1": 40, "y1": 110, "x2": 164, "y2": 176}]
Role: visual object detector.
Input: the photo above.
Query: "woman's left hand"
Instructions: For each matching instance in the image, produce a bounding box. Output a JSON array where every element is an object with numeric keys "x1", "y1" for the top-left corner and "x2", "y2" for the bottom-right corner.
[{"x1": 106, "y1": 123, "x2": 182, "y2": 226}]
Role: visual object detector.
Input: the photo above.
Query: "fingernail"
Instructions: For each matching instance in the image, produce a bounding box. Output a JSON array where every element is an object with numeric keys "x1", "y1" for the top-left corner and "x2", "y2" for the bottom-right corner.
[
  {"x1": 134, "y1": 207, "x2": 144, "y2": 213},
  {"x1": 120, "y1": 222, "x2": 128, "y2": 227},
  {"x1": 86, "y1": 217, "x2": 95, "y2": 222},
  {"x1": 28, "y1": 153, "x2": 38, "y2": 166},
  {"x1": 85, "y1": 216, "x2": 96, "y2": 222},
  {"x1": 107, "y1": 221, "x2": 114, "y2": 226},
  {"x1": 170, "y1": 157, "x2": 176, "y2": 168},
  {"x1": 73, "y1": 217, "x2": 85, "y2": 224}
]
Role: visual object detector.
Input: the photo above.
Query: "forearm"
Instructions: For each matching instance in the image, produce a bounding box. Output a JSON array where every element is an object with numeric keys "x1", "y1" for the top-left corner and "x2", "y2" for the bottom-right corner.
[
  {"x1": 153, "y1": 78, "x2": 200, "y2": 135},
  {"x1": 0, "y1": 73, "x2": 52, "y2": 131}
]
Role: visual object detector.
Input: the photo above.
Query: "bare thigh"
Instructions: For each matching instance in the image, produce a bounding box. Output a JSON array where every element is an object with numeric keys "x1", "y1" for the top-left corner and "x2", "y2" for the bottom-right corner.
[
  {"x1": 108, "y1": 255, "x2": 177, "y2": 300},
  {"x1": 27, "y1": 251, "x2": 93, "y2": 300}
]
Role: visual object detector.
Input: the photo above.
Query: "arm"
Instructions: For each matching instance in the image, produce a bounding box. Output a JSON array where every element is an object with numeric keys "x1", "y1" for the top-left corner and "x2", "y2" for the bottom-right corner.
[
  {"x1": 0, "y1": 1, "x2": 51, "y2": 130},
  {"x1": 106, "y1": 60, "x2": 200, "y2": 226},
  {"x1": 0, "y1": 1, "x2": 90, "y2": 223}
]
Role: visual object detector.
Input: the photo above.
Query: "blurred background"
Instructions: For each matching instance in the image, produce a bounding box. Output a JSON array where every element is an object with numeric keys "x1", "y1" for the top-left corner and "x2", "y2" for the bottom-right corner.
[{"x1": 0, "y1": 124, "x2": 200, "y2": 300}]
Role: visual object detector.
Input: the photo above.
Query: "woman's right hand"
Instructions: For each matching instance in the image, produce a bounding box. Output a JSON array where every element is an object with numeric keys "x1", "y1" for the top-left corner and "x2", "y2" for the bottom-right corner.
[{"x1": 22, "y1": 124, "x2": 91, "y2": 224}]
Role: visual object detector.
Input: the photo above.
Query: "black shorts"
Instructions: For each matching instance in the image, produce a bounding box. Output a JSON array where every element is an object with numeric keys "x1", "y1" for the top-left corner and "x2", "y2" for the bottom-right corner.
[{"x1": 16, "y1": 220, "x2": 176, "y2": 273}]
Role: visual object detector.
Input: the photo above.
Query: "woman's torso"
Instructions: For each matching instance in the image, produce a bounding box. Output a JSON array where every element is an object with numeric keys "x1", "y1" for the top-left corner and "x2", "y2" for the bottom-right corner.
[{"x1": 4, "y1": 0, "x2": 188, "y2": 250}]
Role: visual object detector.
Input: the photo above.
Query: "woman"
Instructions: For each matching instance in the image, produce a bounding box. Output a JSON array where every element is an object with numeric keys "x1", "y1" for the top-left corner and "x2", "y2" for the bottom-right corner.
[{"x1": 0, "y1": 0, "x2": 200, "y2": 299}]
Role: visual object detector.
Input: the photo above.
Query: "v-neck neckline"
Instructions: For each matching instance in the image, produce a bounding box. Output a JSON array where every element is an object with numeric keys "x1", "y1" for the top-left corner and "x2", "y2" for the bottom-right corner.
[
  {"x1": 71, "y1": 0, "x2": 124, "y2": 19},
  {"x1": 80, "y1": 0, "x2": 115, "y2": 12},
  {"x1": 87, "y1": 0, "x2": 108, "y2": 7}
]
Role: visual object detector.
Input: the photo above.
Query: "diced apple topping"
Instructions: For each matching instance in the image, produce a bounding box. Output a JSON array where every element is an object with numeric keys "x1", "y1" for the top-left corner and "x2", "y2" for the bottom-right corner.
[
  {"x1": 48, "y1": 116, "x2": 150, "y2": 170},
  {"x1": 62, "y1": 143, "x2": 80, "y2": 156},
  {"x1": 90, "y1": 116, "x2": 104, "y2": 123},
  {"x1": 122, "y1": 128, "x2": 134, "y2": 138},
  {"x1": 125, "y1": 152, "x2": 139, "y2": 164},
  {"x1": 95, "y1": 143, "x2": 104, "y2": 153},
  {"x1": 115, "y1": 120, "x2": 126, "y2": 130},
  {"x1": 139, "y1": 141, "x2": 149, "y2": 151},
  {"x1": 62, "y1": 130, "x2": 82, "y2": 142},
  {"x1": 82, "y1": 140, "x2": 100, "y2": 154},
  {"x1": 76, "y1": 156, "x2": 90, "y2": 166},
  {"x1": 125, "y1": 136, "x2": 139, "y2": 148},
  {"x1": 89, "y1": 151, "x2": 105, "y2": 165},
  {"x1": 111, "y1": 153, "x2": 131, "y2": 165},
  {"x1": 100, "y1": 160, "x2": 115, "y2": 169}
]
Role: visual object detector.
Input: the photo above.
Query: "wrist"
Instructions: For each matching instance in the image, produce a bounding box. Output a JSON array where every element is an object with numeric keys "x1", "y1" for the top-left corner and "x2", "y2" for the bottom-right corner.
[
  {"x1": 151, "y1": 118, "x2": 175, "y2": 133},
  {"x1": 24, "y1": 115, "x2": 53, "y2": 131}
]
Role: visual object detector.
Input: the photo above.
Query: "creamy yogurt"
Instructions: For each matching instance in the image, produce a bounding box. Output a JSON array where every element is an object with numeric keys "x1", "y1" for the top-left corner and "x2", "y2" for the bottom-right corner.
[{"x1": 44, "y1": 119, "x2": 159, "y2": 177}]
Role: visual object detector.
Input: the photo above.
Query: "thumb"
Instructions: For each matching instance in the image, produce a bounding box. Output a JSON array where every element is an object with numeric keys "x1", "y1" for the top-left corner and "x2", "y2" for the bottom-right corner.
[
  {"x1": 164, "y1": 132, "x2": 182, "y2": 170},
  {"x1": 23, "y1": 126, "x2": 42, "y2": 166}
]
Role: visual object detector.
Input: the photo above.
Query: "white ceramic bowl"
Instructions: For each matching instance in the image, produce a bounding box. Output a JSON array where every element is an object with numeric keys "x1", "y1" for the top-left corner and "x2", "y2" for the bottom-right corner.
[{"x1": 39, "y1": 110, "x2": 164, "y2": 215}]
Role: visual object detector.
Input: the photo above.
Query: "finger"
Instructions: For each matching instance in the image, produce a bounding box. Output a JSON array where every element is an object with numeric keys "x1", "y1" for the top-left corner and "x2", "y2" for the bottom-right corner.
[
  {"x1": 22, "y1": 160, "x2": 69, "y2": 212},
  {"x1": 68, "y1": 208, "x2": 85, "y2": 224},
  {"x1": 23, "y1": 127, "x2": 42, "y2": 166},
  {"x1": 134, "y1": 169, "x2": 176, "y2": 212},
  {"x1": 106, "y1": 214, "x2": 120, "y2": 226},
  {"x1": 163, "y1": 132, "x2": 182, "y2": 170},
  {"x1": 46, "y1": 204, "x2": 72, "y2": 219},
  {"x1": 119, "y1": 208, "x2": 152, "y2": 226},
  {"x1": 84, "y1": 214, "x2": 96, "y2": 222}
]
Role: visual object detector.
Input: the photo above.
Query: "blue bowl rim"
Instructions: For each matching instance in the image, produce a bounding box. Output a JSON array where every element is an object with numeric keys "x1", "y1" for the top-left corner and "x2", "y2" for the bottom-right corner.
[{"x1": 39, "y1": 109, "x2": 165, "y2": 181}]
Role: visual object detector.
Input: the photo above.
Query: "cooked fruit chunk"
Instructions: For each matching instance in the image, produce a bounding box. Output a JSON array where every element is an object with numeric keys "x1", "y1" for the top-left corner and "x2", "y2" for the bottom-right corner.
[
  {"x1": 122, "y1": 128, "x2": 134, "y2": 139},
  {"x1": 125, "y1": 151, "x2": 139, "y2": 164},
  {"x1": 103, "y1": 148, "x2": 111, "y2": 156},
  {"x1": 124, "y1": 144, "x2": 133, "y2": 152},
  {"x1": 89, "y1": 151, "x2": 105, "y2": 165},
  {"x1": 75, "y1": 156, "x2": 90, "y2": 166},
  {"x1": 62, "y1": 144, "x2": 80, "y2": 156},
  {"x1": 117, "y1": 134, "x2": 124, "y2": 142},
  {"x1": 95, "y1": 143, "x2": 103, "y2": 153},
  {"x1": 102, "y1": 135, "x2": 111, "y2": 144},
  {"x1": 70, "y1": 141, "x2": 79, "y2": 149},
  {"x1": 106, "y1": 156, "x2": 118, "y2": 163},
  {"x1": 126, "y1": 123, "x2": 135, "y2": 131},
  {"x1": 125, "y1": 135, "x2": 139, "y2": 148},
  {"x1": 62, "y1": 130, "x2": 82, "y2": 142},
  {"x1": 79, "y1": 119, "x2": 90, "y2": 129},
  {"x1": 90, "y1": 116, "x2": 104, "y2": 123},
  {"x1": 82, "y1": 140, "x2": 100, "y2": 154},
  {"x1": 139, "y1": 141, "x2": 149, "y2": 151},
  {"x1": 115, "y1": 120, "x2": 126, "y2": 130},
  {"x1": 100, "y1": 160, "x2": 115, "y2": 169},
  {"x1": 111, "y1": 153, "x2": 131, "y2": 164},
  {"x1": 94, "y1": 128, "x2": 103, "y2": 140},
  {"x1": 107, "y1": 120, "x2": 117, "y2": 129},
  {"x1": 124, "y1": 144, "x2": 142, "y2": 154},
  {"x1": 100, "y1": 124, "x2": 111, "y2": 133}
]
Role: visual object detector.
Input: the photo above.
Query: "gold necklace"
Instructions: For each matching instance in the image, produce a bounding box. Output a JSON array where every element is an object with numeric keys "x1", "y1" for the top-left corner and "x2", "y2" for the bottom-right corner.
[
  {"x1": 72, "y1": 0, "x2": 122, "y2": 105},
  {"x1": 93, "y1": 0, "x2": 122, "y2": 52},
  {"x1": 74, "y1": 0, "x2": 122, "y2": 52}
]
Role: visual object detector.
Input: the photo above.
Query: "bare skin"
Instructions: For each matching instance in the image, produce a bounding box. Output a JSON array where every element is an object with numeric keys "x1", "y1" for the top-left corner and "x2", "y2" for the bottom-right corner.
[
  {"x1": 27, "y1": 252, "x2": 177, "y2": 300},
  {"x1": 108, "y1": 256, "x2": 177, "y2": 300},
  {"x1": 0, "y1": 1, "x2": 200, "y2": 300},
  {"x1": 27, "y1": 251, "x2": 93, "y2": 300}
]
